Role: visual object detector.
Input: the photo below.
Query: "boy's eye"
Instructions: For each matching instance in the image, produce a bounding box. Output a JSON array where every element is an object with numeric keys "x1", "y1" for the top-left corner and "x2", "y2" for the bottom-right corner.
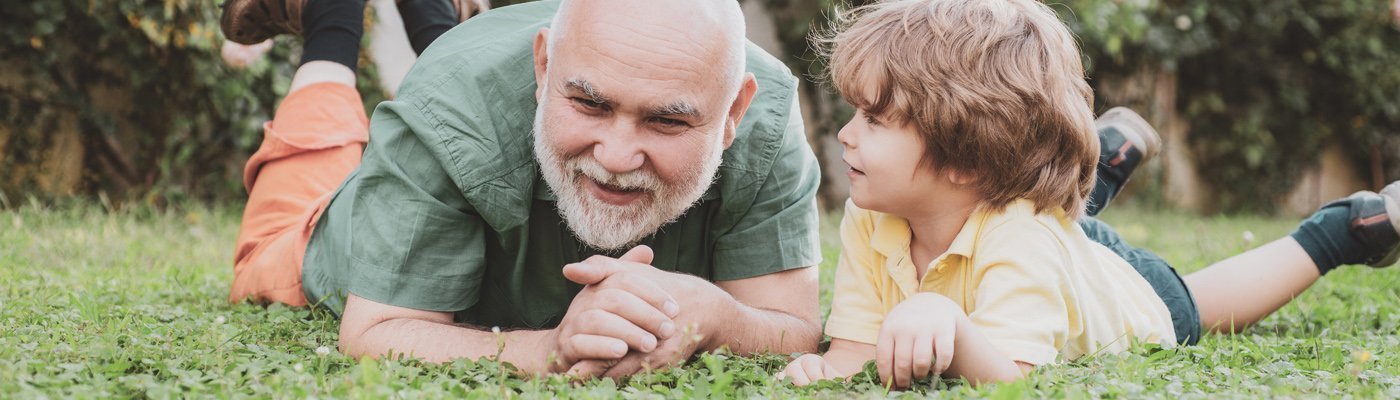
[{"x1": 863, "y1": 113, "x2": 881, "y2": 126}]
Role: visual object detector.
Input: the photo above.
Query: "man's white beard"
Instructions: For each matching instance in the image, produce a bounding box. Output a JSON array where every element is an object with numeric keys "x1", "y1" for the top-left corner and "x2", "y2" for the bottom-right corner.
[{"x1": 533, "y1": 96, "x2": 724, "y2": 251}]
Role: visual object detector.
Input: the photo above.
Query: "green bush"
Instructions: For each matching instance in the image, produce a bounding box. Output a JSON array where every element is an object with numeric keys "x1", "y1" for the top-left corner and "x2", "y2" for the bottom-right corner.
[
  {"x1": 0, "y1": 0, "x2": 383, "y2": 205},
  {"x1": 1060, "y1": 0, "x2": 1400, "y2": 212}
]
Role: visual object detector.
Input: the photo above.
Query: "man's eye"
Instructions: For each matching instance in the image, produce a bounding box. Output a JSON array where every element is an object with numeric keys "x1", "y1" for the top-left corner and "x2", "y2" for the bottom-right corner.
[
  {"x1": 573, "y1": 97, "x2": 604, "y2": 109},
  {"x1": 651, "y1": 117, "x2": 687, "y2": 127}
]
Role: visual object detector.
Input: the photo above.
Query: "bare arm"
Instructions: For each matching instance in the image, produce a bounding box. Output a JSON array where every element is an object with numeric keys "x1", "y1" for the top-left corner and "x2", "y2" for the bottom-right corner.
[
  {"x1": 942, "y1": 312, "x2": 1035, "y2": 384},
  {"x1": 337, "y1": 294, "x2": 557, "y2": 375},
  {"x1": 707, "y1": 265, "x2": 821, "y2": 354}
]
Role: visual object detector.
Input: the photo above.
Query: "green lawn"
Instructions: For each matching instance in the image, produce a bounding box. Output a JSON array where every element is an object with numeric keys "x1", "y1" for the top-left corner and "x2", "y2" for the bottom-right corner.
[{"x1": 1, "y1": 202, "x2": 1397, "y2": 398}]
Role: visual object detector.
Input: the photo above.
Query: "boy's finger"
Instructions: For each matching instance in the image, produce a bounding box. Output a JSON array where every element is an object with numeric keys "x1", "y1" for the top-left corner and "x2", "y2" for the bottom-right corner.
[
  {"x1": 876, "y1": 330, "x2": 894, "y2": 386},
  {"x1": 894, "y1": 333, "x2": 913, "y2": 389},
  {"x1": 788, "y1": 363, "x2": 811, "y2": 386},
  {"x1": 822, "y1": 360, "x2": 844, "y2": 381},
  {"x1": 933, "y1": 332, "x2": 954, "y2": 376},
  {"x1": 911, "y1": 331, "x2": 934, "y2": 381},
  {"x1": 800, "y1": 355, "x2": 827, "y2": 381}
]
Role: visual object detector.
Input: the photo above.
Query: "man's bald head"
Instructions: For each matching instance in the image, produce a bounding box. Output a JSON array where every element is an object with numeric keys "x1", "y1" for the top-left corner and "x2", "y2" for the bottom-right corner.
[
  {"x1": 546, "y1": 0, "x2": 748, "y2": 93},
  {"x1": 528, "y1": 0, "x2": 762, "y2": 251}
]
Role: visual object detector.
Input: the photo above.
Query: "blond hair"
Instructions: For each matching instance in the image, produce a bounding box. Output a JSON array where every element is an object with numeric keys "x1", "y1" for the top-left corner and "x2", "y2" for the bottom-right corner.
[{"x1": 820, "y1": 0, "x2": 1099, "y2": 218}]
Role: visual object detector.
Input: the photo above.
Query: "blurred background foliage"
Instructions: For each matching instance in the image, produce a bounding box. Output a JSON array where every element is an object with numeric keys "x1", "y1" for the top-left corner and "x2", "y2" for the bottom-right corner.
[
  {"x1": 2, "y1": 0, "x2": 1398, "y2": 213},
  {"x1": 0, "y1": 0, "x2": 384, "y2": 206}
]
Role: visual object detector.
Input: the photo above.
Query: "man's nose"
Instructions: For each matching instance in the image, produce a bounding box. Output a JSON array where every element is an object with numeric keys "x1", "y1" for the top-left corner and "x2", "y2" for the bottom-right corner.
[{"x1": 592, "y1": 131, "x2": 646, "y2": 174}]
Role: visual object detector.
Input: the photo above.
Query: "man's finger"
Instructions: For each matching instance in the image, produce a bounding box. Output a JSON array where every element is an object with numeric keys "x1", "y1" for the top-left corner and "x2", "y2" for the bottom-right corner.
[
  {"x1": 566, "y1": 359, "x2": 611, "y2": 380},
  {"x1": 561, "y1": 334, "x2": 629, "y2": 363},
  {"x1": 602, "y1": 355, "x2": 645, "y2": 379},
  {"x1": 619, "y1": 245, "x2": 654, "y2": 264},
  {"x1": 562, "y1": 260, "x2": 616, "y2": 286},
  {"x1": 603, "y1": 275, "x2": 681, "y2": 320},
  {"x1": 576, "y1": 309, "x2": 659, "y2": 352},
  {"x1": 591, "y1": 287, "x2": 676, "y2": 340}
]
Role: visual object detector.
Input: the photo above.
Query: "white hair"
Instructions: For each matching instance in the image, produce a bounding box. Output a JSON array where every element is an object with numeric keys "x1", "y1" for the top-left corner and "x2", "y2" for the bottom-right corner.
[{"x1": 546, "y1": 0, "x2": 748, "y2": 93}]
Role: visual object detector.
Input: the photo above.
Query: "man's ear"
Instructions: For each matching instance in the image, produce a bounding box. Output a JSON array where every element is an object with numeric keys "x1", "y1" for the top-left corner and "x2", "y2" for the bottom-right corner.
[
  {"x1": 722, "y1": 73, "x2": 758, "y2": 149},
  {"x1": 532, "y1": 27, "x2": 551, "y2": 101}
]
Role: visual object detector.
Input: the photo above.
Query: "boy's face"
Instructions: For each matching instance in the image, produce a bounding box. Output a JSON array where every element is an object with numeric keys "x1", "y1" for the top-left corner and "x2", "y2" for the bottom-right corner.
[{"x1": 838, "y1": 108, "x2": 971, "y2": 216}]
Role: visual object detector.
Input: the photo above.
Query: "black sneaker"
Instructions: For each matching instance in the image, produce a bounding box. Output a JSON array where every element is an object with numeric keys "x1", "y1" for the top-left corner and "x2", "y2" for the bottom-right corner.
[
  {"x1": 1086, "y1": 107, "x2": 1162, "y2": 216},
  {"x1": 1321, "y1": 181, "x2": 1400, "y2": 267},
  {"x1": 1098, "y1": 107, "x2": 1162, "y2": 165}
]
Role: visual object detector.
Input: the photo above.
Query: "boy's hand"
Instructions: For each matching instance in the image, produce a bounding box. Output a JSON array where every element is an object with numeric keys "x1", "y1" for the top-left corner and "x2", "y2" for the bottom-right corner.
[
  {"x1": 777, "y1": 354, "x2": 844, "y2": 386},
  {"x1": 876, "y1": 293, "x2": 963, "y2": 389}
]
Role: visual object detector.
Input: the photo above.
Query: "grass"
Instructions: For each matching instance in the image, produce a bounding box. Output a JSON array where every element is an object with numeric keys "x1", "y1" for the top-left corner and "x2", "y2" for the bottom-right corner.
[{"x1": 1, "y1": 201, "x2": 1397, "y2": 398}]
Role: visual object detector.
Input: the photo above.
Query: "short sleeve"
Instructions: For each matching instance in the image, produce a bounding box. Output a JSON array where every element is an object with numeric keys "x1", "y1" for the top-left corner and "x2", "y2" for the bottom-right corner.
[
  {"x1": 710, "y1": 91, "x2": 822, "y2": 280},
  {"x1": 822, "y1": 202, "x2": 888, "y2": 345},
  {"x1": 336, "y1": 100, "x2": 490, "y2": 313},
  {"x1": 965, "y1": 221, "x2": 1072, "y2": 366}
]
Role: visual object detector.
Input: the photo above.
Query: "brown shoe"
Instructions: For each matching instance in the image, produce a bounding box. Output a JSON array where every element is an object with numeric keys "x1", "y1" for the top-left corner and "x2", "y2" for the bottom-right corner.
[{"x1": 221, "y1": 0, "x2": 308, "y2": 45}]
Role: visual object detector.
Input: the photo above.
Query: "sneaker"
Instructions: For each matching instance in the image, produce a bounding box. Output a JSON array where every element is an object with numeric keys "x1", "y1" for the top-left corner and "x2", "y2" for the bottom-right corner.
[
  {"x1": 221, "y1": 0, "x2": 307, "y2": 45},
  {"x1": 1096, "y1": 106, "x2": 1162, "y2": 166},
  {"x1": 1085, "y1": 107, "x2": 1163, "y2": 216},
  {"x1": 1323, "y1": 181, "x2": 1400, "y2": 267}
]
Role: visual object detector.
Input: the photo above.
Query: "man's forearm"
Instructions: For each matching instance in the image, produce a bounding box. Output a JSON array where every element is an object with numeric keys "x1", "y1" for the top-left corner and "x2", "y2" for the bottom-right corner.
[
  {"x1": 338, "y1": 294, "x2": 556, "y2": 375},
  {"x1": 342, "y1": 317, "x2": 554, "y2": 374},
  {"x1": 699, "y1": 291, "x2": 821, "y2": 355}
]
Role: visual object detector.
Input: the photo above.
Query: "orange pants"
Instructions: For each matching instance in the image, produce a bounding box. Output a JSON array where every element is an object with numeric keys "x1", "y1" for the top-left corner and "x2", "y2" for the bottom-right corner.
[{"x1": 229, "y1": 82, "x2": 369, "y2": 306}]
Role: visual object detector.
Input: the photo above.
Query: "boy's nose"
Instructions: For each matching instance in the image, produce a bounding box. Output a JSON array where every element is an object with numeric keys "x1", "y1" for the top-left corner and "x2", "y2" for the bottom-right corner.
[{"x1": 836, "y1": 119, "x2": 858, "y2": 149}]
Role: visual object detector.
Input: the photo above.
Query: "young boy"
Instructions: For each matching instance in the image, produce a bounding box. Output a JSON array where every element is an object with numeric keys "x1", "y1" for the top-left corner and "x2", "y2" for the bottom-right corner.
[{"x1": 780, "y1": 0, "x2": 1400, "y2": 388}]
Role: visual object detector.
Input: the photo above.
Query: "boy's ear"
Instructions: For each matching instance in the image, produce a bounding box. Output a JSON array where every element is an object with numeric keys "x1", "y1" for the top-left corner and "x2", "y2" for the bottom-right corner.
[{"x1": 947, "y1": 169, "x2": 976, "y2": 186}]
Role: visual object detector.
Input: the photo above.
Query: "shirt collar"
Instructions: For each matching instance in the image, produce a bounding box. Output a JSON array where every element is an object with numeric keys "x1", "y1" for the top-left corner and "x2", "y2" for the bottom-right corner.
[{"x1": 869, "y1": 206, "x2": 987, "y2": 262}]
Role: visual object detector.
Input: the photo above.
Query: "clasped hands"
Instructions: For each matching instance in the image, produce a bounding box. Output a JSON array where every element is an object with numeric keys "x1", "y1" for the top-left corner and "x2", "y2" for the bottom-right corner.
[{"x1": 547, "y1": 245, "x2": 709, "y2": 379}]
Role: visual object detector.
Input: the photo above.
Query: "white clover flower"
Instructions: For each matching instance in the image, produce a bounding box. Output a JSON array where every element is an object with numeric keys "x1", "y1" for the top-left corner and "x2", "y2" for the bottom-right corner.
[
  {"x1": 214, "y1": 316, "x2": 226, "y2": 324},
  {"x1": 1175, "y1": 15, "x2": 1193, "y2": 31},
  {"x1": 315, "y1": 346, "x2": 331, "y2": 356},
  {"x1": 293, "y1": 363, "x2": 305, "y2": 373},
  {"x1": 1242, "y1": 230, "x2": 1256, "y2": 243}
]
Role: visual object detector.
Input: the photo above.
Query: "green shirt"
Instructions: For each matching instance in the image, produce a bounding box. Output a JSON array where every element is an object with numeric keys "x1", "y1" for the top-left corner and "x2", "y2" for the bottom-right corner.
[{"x1": 301, "y1": 0, "x2": 821, "y2": 329}]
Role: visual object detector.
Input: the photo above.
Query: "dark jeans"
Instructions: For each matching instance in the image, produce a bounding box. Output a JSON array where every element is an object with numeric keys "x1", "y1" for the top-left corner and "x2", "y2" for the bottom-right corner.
[{"x1": 1078, "y1": 217, "x2": 1203, "y2": 345}]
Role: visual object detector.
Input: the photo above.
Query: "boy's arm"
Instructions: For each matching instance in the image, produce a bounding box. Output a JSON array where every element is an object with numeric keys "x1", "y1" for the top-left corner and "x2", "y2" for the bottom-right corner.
[
  {"x1": 778, "y1": 338, "x2": 873, "y2": 385},
  {"x1": 943, "y1": 309, "x2": 1037, "y2": 383},
  {"x1": 822, "y1": 338, "x2": 878, "y2": 375}
]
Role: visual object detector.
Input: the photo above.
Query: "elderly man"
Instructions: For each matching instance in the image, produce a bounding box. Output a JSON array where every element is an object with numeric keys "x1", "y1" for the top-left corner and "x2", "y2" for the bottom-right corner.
[{"x1": 224, "y1": 0, "x2": 822, "y2": 377}]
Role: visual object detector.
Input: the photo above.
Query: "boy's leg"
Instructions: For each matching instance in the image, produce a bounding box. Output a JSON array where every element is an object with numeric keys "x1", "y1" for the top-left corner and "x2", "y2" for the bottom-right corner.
[
  {"x1": 230, "y1": 64, "x2": 367, "y2": 306},
  {"x1": 1079, "y1": 218, "x2": 1202, "y2": 345},
  {"x1": 397, "y1": 0, "x2": 488, "y2": 55},
  {"x1": 1085, "y1": 182, "x2": 1400, "y2": 335},
  {"x1": 224, "y1": 0, "x2": 370, "y2": 305},
  {"x1": 1086, "y1": 107, "x2": 1161, "y2": 216},
  {"x1": 1184, "y1": 182, "x2": 1400, "y2": 333}
]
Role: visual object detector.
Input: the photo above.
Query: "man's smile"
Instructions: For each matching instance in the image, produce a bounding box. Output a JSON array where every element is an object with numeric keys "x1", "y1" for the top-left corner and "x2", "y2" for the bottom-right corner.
[{"x1": 585, "y1": 176, "x2": 647, "y2": 206}]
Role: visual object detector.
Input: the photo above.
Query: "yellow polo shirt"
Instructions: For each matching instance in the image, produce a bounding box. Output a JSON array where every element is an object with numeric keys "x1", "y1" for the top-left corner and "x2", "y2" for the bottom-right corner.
[{"x1": 824, "y1": 200, "x2": 1176, "y2": 365}]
